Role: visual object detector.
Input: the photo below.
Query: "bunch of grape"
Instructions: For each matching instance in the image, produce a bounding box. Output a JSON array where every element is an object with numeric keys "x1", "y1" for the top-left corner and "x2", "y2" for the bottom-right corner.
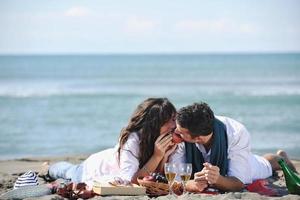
[{"x1": 151, "y1": 173, "x2": 168, "y2": 184}]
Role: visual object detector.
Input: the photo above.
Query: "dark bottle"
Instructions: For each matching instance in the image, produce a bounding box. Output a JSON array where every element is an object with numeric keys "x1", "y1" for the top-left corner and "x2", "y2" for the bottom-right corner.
[{"x1": 278, "y1": 158, "x2": 300, "y2": 195}]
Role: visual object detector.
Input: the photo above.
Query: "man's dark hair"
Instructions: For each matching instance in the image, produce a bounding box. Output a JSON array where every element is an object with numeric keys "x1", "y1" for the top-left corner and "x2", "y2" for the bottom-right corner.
[{"x1": 177, "y1": 102, "x2": 214, "y2": 136}]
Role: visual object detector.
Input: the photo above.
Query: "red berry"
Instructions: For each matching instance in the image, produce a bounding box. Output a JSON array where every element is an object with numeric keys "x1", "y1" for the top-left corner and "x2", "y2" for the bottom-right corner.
[
  {"x1": 143, "y1": 175, "x2": 155, "y2": 182},
  {"x1": 172, "y1": 132, "x2": 183, "y2": 144}
]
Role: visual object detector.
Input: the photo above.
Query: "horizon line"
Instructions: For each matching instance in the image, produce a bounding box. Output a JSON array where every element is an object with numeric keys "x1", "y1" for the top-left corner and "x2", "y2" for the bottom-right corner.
[{"x1": 0, "y1": 51, "x2": 300, "y2": 56}]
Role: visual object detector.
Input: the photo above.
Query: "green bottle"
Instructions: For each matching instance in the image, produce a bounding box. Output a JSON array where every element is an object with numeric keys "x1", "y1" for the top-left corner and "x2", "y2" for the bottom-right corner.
[{"x1": 278, "y1": 158, "x2": 300, "y2": 195}]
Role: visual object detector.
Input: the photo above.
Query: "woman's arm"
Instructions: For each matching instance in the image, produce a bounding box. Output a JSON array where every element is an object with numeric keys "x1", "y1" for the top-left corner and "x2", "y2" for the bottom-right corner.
[
  {"x1": 156, "y1": 144, "x2": 177, "y2": 173},
  {"x1": 131, "y1": 134, "x2": 174, "y2": 183},
  {"x1": 131, "y1": 155, "x2": 163, "y2": 184}
]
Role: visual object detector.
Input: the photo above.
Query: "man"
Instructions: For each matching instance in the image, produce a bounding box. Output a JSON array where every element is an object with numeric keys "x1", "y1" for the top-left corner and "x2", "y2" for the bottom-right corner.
[{"x1": 169, "y1": 102, "x2": 296, "y2": 192}]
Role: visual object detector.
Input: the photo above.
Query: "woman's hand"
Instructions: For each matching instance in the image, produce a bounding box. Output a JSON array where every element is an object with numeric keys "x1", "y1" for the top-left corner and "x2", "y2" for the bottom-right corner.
[
  {"x1": 153, "y1": 134, "x2": 173, "y2": 159},
  {"x1": 155, "y1": 134, "x2": 177, "y2": 173},
  {"x1": 165, "y1": 143, "x2": 177, "y2": 158}
]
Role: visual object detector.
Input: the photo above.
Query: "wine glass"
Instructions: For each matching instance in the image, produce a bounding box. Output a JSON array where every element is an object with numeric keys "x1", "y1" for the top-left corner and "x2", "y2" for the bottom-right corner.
[
  {"x1": 178, "y1": 163, "x2": 192, "y2": 195},
  {"x1": 164, "y1": 163, "x2": 177, "y2": 195}
]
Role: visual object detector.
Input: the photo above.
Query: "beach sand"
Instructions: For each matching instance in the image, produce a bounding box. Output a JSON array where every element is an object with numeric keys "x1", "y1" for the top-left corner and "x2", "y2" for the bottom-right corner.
[{"x1": 0, "y1": 155, "x2": 299, "y2": 199}]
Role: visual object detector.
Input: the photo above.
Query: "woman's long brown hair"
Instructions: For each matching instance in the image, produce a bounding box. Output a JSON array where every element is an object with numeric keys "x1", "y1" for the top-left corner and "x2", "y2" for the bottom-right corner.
[{"x1": 117, "y1": 97, "x2": 176, "y2": 169}]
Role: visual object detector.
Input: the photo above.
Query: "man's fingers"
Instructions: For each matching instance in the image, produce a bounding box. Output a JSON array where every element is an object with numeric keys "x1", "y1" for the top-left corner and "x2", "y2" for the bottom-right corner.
[
  {"x1": 194, "y1": 175, "x2": 206, "y2": 182},
  {"x1": 196, "y1": 170, "x2": 219, "y2": 184},
  {"x1": 196, "y1": 180, "x2": 208, "y2": 185},
  {"x1": 203, "y1": 162, "x2": 211, "y2": 167},
  {"x1": 186, "y1": 180, "x2": 208, "y2": 193},
  {"x1": 194, "y1": 171, "x2": 206, "y2": 177},
  {"x1": 205, "y1": 172, "x2": 219, "y2": 184},
  {"x1": 195, "y1": 181, "x2": 208, "y2": 192},
  {"x1": 203, "y1": 163, "x2": 219, "y2": 172},
  {"x1": 207, "y1": 169, "x2": 219, "y2": 177}
]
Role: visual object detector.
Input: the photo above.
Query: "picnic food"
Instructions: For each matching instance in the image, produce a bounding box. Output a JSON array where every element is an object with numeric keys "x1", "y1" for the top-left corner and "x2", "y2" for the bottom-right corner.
[
  {"x1": 172, "y1": 132, "x2": 183, "y2": 144},
  {"x1": 137, "y1": 176, "x2": 182, "y2": 196},
  {"x1": 142, "y1": 173, "x2": 168, "y2": 184},
  {"x1": 142, "y1": 175, "x2": 155, "y2": 182},
  {"x1": 152, "y1": 173, "x2": 168, "y2": 184}
]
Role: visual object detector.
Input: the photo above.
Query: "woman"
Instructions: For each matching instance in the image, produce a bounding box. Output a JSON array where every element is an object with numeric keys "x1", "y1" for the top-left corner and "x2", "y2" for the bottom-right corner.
[{"x1": 43, "y1": 97, "x2": 177, "y2": 187}]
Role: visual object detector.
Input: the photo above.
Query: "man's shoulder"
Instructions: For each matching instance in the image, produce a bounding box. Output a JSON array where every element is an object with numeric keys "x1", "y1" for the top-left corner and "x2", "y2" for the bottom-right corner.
[
  {"x1": 216, "y1": 116, "x2": 250, "y2": 147},
  {"x1": 215, "y1": 115, "x2": 245, "y2": 128}
]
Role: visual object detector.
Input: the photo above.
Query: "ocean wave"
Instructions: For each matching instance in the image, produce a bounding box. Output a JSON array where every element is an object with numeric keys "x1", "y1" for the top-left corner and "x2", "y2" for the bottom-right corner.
[
  {"x1": 0, "y1": 84, "x2": 165, "y2": 98},
  {"x1": 0, "y1": 80, "x2": 300, "y2": 98},
  {"x1": 232, "y1": 89, "x2": 300, "y2": 97},
  {"x1": 0, "y1": 88, "x2": 95, "y2": 98},
  {"x1": 1, "y1": 86, "x2": 300, "y2": 98}
]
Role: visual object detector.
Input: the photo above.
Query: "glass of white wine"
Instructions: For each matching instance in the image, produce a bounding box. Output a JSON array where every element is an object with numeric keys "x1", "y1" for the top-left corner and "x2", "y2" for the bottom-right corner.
[
  {"x1": 178, "y1": 163, "x2": 192, "y2": 195},
  {"x1": 164, "y1": 163, "x2": 177, "y2": 195}
]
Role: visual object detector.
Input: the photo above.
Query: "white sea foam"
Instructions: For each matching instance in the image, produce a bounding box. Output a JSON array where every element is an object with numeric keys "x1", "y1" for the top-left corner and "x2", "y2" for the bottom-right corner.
[
  {"x1": 233, "y1": 87, "x2": 300, "y2": 96},
  {"x1": 0, "y1": 83, "x2": 300, "y2": 98}
]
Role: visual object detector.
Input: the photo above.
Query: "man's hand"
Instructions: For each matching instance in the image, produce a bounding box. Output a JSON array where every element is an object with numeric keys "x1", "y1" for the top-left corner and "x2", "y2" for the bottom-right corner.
[
  {"x1": 186, "y1": 179, "x2": 208, "y2": 193},
  {"x1": 194, "y1": 162, "x2": 220, "y2": 185}
]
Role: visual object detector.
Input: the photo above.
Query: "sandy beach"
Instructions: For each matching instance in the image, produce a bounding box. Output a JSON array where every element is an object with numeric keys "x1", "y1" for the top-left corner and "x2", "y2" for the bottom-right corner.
[{"x1": 0, "y1": 155, "x2": 299, "y2": 199}]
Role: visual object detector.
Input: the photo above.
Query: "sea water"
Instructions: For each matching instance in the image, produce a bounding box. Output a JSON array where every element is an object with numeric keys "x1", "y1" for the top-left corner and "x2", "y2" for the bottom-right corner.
[{"x1": 0, "y1": 54, "x2": 299, "y2": 159}]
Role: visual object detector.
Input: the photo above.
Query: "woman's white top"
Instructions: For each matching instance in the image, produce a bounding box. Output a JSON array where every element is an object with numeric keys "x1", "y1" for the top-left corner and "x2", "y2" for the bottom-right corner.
[
  {"x1": 81, "y1": 132, "x2": 140, "y2": 187},
  {"x1": 169, "y1": 116, "x2": 272, "y2": 184}
]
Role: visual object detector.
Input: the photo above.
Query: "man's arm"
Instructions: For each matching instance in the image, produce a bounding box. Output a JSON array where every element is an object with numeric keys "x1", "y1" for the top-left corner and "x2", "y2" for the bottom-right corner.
[
  {"x1": 194, "y1": 163, "x2": 244, "y2": 192},
  {"x1": 211, "y1": 175, "x2": 244, "y2": 191},
  {"x1": 186, "y1": 179, "x2": 208, "y2": 193}
]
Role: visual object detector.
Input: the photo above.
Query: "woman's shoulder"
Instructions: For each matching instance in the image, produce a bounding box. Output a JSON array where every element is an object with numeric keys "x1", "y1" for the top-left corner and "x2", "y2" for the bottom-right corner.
[
  {"x1": 127, "y1": 131, "x2": 139, "y2": 141},
  {"x1": 123, "y1": 132, "x2": 140, "y2": 150},
  {"x1": 118, "y1": 132, "x2": 140, "y2": 160}
]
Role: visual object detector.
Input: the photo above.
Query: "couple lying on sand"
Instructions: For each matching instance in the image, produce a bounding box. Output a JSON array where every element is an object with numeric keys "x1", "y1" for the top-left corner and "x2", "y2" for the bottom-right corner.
[{"x1": 43, "y1": 97, "x2": 296, "y2": 193}]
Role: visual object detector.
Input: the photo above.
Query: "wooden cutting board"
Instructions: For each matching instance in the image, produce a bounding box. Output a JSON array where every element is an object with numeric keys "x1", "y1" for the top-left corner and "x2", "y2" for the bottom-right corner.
[{"x1": 93, "y1": 182, "x2": 146, "y2": 196}]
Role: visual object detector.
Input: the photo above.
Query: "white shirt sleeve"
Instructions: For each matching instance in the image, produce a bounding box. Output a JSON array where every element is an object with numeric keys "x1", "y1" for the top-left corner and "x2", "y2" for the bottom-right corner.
[
  {"x1": 118, "y1": 132, "x2": 140, "y2": 181},
  {"x1": 81, "y1": 148, "x2": 117, "y2": 187},
  {"x1": 168, "y1": 142, "x2": 186, "y2": 164},
  {"x1": 224, "y1": 117, "x2": 252, "y2": 184}
]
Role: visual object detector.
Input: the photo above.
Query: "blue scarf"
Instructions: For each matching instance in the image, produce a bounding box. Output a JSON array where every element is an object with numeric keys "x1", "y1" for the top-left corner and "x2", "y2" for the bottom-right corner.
[{"x1": 185, "y1": 118, "x2": 228, "y2": 178}]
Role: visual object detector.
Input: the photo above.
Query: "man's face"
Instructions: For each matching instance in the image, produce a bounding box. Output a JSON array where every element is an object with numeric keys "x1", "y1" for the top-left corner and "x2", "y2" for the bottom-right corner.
[{"x1": 175, "y1": 122, "x2": 213, "y2": 145}]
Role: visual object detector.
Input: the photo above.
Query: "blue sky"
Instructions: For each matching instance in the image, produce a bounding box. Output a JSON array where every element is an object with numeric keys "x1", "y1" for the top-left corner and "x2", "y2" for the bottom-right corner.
[{"x1": 0, "y1": 0, "x2": 299, "y2": 54}]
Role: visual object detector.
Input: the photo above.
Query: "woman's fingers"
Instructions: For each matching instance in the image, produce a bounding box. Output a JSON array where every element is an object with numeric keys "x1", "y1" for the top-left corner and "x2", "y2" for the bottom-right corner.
[
  {"x1": 156, "y1": 134, "x2": 172, "y2": 148},
  {"x1": 154, "y1": 133, "x2": 174, "y2": 158},
  {"x1": 154, "y1": 134, "x2": 170, "y2": 156},
  {"x1": 160, "y1": 134, "x2": 173, "y2": 146},
  {"x1": 165, "y1": 143, "x2": 177, "y2": 157},
  {"x1": 155, "y1": 134, "x2": 168, "y2": 144}
]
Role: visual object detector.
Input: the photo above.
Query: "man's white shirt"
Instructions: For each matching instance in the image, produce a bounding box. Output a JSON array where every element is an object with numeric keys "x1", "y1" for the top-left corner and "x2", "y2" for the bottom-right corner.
[{"x1": 169, "y1": 116, "x2": 272, "y2": 184}]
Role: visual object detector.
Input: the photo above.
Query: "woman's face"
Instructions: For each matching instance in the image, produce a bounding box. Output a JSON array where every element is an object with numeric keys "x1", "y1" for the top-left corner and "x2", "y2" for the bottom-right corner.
[{"x1": 159, "y1": 114, "x2": 176, "y2": 135}]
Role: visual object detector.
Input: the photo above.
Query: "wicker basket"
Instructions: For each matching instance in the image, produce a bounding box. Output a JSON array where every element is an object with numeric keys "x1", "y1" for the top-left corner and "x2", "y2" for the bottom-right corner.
[{"x1": 137, "y1": 177, "x2": 182, "y2": 196}]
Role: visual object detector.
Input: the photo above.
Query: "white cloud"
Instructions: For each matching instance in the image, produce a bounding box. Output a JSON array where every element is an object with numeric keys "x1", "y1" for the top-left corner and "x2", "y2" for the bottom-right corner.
[
  {"x1": 287, "y1": 27, "x2": 300, "y2": 35},
  {"x1": 175, "y1": 19, "x2": 258, "y2": 35},
  {"x1": 124, "y1": 17, "x2": 158, "y2": 35},
  {"x1": 64, "y1": 6, "x2": 90, "y2": 17},
  {"x1": 239, "y1": 24, "x2": 258, "y2": 34}
]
